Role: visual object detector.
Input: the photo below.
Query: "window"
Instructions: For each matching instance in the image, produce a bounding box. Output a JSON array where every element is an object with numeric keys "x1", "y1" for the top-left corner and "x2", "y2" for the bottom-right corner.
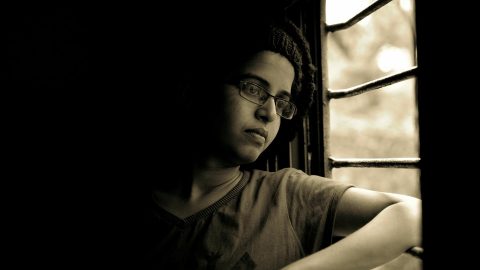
[{"x1": 282, "y1": 0, "x2": 422, "y2": 269}]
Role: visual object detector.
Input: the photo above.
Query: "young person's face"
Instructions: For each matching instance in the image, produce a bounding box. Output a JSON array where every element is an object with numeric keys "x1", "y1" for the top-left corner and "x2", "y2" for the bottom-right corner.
[{"x1": 210, "y1": 51, "x2": 295, "y2": 166}]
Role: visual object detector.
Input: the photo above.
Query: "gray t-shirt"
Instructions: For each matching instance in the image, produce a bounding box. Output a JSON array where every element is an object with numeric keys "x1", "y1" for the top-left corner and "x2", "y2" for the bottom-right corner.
[{"x1": 144, "y1": 168, "x2": 352, "y2": 269}]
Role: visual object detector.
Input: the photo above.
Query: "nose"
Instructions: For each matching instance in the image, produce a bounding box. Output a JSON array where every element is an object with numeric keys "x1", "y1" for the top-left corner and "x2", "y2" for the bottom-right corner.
[{"x1": 255, "y1": 97, "x2": 277, "y2": 123}]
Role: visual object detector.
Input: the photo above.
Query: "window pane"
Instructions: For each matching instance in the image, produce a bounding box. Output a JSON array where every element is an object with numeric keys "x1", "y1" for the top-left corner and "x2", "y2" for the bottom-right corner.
[{"x1": 330, "y1": 79, "x2": 419, "y2": 158}]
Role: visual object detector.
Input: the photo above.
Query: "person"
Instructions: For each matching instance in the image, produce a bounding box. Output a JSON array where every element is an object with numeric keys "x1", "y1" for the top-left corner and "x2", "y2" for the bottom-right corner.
[{"x1": 140, "y1": 7, "x2": 422, "y2": 270}]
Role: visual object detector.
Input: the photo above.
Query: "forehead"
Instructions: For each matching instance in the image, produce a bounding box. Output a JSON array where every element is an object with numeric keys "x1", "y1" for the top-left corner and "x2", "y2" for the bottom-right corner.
[{"x1": 236, "y1": 51, "x2": 295, "y2": 94}]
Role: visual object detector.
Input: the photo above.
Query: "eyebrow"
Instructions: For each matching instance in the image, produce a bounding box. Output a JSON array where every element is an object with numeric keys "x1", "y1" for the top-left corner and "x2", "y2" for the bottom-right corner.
[{"x1": 237, "y1": 73, "x2": 292, "y2": 98}]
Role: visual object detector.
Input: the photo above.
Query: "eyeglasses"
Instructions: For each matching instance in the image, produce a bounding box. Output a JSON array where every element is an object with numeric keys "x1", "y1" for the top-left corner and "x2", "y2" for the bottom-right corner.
[{"x1": 238, "y1": 80, "x2": 297, "y2": 120}]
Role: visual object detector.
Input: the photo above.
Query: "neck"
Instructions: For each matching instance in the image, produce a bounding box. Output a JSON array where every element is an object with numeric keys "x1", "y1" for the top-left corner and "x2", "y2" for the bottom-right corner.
[
  {"x1": 154, "y1": 146, "x2": 245, "y2": 199},
  {"x1": 190, "y1": 147, "x2": 242, "y2": 187},
  {"x1": 193, "y1": 165, "x2": 242, "y2": 190},
  {"x1": 152, "y1": 164, "x2": 244, "y2": 219}
]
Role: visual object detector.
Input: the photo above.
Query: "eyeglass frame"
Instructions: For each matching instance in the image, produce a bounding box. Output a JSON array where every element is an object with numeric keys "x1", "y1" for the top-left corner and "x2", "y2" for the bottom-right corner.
[{"x1": 237, "y1": 80, "x2": 297, "y2": 120}]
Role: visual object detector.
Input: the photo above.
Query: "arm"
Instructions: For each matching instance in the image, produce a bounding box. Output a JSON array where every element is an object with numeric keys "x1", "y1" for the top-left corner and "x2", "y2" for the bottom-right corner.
[{"x1": 281, "y1": 187, "x2": 422, "y2": 270}]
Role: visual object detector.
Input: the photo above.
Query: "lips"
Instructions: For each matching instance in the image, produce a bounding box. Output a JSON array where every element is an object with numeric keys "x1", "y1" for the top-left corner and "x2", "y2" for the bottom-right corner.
[{"x1": 245, "y1": 128, "x2": 268, "y2": 143}]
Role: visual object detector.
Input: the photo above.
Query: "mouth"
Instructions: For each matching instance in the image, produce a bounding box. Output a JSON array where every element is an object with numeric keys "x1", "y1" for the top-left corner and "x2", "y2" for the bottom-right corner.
[{"x1": 245, "y1": 128, "x2": 268, "y2": 144}]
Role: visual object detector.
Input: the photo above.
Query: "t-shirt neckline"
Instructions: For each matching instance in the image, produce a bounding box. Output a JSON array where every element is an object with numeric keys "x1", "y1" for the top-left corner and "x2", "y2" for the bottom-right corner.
[{"x1": 153, "y1": 170, "x2": 251, "y2": 227}]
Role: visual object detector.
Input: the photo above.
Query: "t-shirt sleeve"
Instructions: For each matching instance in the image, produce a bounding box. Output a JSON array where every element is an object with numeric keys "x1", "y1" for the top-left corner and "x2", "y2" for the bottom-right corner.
[{"x1": 281, "y1": 169, "x2": 353, "y2": 254}]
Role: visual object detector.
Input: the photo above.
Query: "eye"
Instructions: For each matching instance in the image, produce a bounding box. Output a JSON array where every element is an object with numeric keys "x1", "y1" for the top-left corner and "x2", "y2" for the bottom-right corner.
[
  {"x1": 276, "y1": 100, "x2": 290, "y2": 111},
  {"x1": 245, "y1": 83, "x2": 262, "y2": 96},
  {"x1": 276, "y1": 99, "x2": 295, "y2": 115}
]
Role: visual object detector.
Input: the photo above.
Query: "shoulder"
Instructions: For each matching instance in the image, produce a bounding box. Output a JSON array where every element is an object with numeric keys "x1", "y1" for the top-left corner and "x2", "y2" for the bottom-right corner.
[
  {"x1": 241, "y1": 168, "x2": 304, "y2": 195},
  {"x1": 247, "y1": 167, "x2": 308, "y2": 185},
  {"x1": 248, "y1": 167, "x2": 339, "y2": 182},
  {"x1": 247, "y1": 168, "x2": 344, "y2": 192},
  {"x1": 250, "y1": 167, "x2": 312, "y2": 178},
  {"x1": 245, "y1": 168, "x2": 353, "y2": 215}
]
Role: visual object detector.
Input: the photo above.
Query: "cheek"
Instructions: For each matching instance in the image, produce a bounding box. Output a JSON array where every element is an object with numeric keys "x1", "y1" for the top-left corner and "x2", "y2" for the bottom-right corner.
[
  {"x1": 224, "y1": 89, "x2": 258, "y2": 120},
  {"x1": 220, "y1": 96, "x2": 248, "y2": 134},
  {"x1": 265, "y1": 120, "x2": 281, "y2": 147}
]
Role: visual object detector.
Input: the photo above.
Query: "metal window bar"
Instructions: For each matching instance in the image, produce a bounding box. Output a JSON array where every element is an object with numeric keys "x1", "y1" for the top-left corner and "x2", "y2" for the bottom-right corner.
[
  {"x1": 326, "y1": 0, "x2": 394, "y2": 32},
  {"x1": 330, "y1": 157, "x2": 421, "y2": 169},
  {"x1": 328, "y1": 66, "x2": 417, "y2": 99}
]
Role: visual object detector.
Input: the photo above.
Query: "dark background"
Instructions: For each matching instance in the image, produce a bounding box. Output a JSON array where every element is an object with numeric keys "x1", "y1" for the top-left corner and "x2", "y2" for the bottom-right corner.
[
  {"x1": 3, "y1": 5, "x2": 188, "y2": 268},
  {"x1": 416, "y1": 1, "x2": 478, "y2": 269}
]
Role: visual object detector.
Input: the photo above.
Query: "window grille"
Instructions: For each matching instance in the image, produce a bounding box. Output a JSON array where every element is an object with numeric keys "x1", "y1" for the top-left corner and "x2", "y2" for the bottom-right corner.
[{"x1": 282, "y1": 0, "x2": 424, "y2": 264}]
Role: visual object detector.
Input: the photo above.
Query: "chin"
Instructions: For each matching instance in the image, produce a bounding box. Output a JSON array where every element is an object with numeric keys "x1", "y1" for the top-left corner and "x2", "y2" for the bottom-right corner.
[{"x1": 237, "y1": 150, "x2": 262, "y2": 165}]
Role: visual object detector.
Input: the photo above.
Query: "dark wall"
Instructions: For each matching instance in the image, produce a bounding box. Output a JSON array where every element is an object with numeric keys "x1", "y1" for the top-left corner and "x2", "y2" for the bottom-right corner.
[{"x1": 416, "y1": 1, "x2": 478, "y2": 269}]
